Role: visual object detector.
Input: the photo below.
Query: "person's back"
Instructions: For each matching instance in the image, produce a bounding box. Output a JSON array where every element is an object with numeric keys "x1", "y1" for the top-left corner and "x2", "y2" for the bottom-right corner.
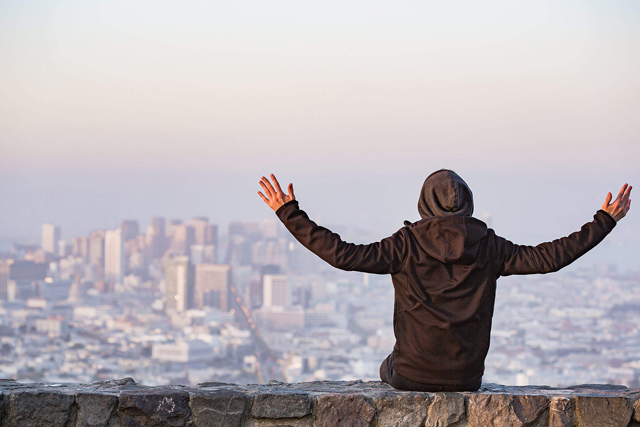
[{"x1": 258, "y1": 171, "x2": 631, "y2": 391}]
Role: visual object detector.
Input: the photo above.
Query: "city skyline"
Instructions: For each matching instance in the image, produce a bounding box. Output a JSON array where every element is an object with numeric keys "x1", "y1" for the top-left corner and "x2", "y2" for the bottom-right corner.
[
  {"x1": 1, "y1": 1, "x2": 638, "y2": 261},
  {"x1": 0, "y1": 209, "x2": 637, "y2": 387},
  {"x1": 0, "y1": 0, "x2": 639, "y2": 388}
]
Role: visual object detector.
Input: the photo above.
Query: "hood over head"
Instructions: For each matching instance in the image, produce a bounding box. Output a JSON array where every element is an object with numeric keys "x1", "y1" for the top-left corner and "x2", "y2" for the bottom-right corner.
[
  {"x1": 409, "y1": 216, "x2": 487, "y2": 264},
  {"x1": 418, "y1": 169, "x2": 474, "y2": 219}
]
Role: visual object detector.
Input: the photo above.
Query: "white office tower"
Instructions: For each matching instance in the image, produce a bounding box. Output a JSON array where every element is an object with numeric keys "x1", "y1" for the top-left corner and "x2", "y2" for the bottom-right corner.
[
  {"x1": 262, "y1": 274, "x2": 288, "y2": 308},
  {"x1": 104, "y1": 229, "x2": 124, "y2": 285},
  {"x1": 41, "y1": 224, "x2": 61, "y2": 254},
  {"x1": 165, "y1": 256, "x2": 194, "y2": 313},
  {"x1": 194, "y1": 263, "x2": 231, "y2": 311}
]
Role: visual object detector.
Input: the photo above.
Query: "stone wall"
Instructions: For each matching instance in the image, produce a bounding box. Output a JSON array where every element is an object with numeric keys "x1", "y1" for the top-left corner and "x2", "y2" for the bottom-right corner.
[{"x1": 0, "y1": 378, "x2": 639, "y2": 426}]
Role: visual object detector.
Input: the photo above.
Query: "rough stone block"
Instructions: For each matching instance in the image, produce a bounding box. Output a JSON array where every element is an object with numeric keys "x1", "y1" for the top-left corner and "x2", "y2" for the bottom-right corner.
[
  {"x1": 549, "y1": 396, "x2": 575, "y2": 427},
  {"x1": 75, "y1": 392, "x2": 118, "y2": 427},
  {"x1": 372, "y1": 392, "x2": 431, "y2": 427},
  {"x1": 513, "y1": 394, "x2": 549, "y2": 426},
  {"x1": 633, "y1": 398, "x2": 640, "y2": 422},
  {"x1": 467, "y1": 393, "x2": 548, "y2": 427},
  {"x1": 574, "y1": 396, "x2": 633, "y2": 427},
  {"x1": 251, "y1": 392, "x2": 312, "y2": 419},
  {"x1": 7, "y1": 389, "x2": 76, "y2": 427},
  {"x1": 1, "y1": 380, "x2": 640, "y2": 427},
  {"x1": 315, "y1": 393, "x2": 376, "y2": 427},
  {"x1": 426, "y1": 393, "x2": 466, "y2": 427},
  {"x1": 118, "y1": 389, "x2": 191, "y2": 427},
  {"x1": 190, "y1": 390, "x2": 248, "y2": 427}
]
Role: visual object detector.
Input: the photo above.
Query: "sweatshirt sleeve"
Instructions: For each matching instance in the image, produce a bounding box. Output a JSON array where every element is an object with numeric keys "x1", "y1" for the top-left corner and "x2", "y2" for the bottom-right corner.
[
  {"x1": 496, "y1": 210, "x2": 617, "y2": 276},
  {"x1": 275, "y1": 200, "x2": 408, "y2": 275}
]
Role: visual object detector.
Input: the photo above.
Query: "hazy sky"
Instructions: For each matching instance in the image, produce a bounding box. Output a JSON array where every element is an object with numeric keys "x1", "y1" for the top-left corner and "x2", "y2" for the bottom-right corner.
[{"x1": 1, "y1": 1, "x2": 638, "y2": 268}]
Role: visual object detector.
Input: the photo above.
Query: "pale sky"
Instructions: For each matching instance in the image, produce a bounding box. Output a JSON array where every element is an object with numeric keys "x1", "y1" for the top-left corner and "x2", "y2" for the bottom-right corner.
[{"x1": 1, "y1": 0, "x2": 639, "y2": 269}]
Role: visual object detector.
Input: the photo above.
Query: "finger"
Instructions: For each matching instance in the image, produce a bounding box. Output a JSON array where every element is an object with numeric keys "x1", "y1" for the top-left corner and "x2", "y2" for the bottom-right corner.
[
  {"x1": 258, "y1": 191, "x2": 269, "y2": 203},
  {"x1": 260, "y1": 177, "x2": 276, "y2": 197},
  {"x1": 271, "y1": 174, "x2": 284, "y2": 194},
  {"x1": 622, "y1": 185, "x2": 632, "y2": 203},
  {"x1": 261, "y1": 176, "x2": 277, "y2": 196},
  {"x1": 288, "y1": 183, "x2": 295, "y2": 199},
  {"x1": 259, "y1": 180, "x2": 273, "y2": 198},
  {"x1": 616, "y1": 184, "x2": 628, "y2": 201},
  {"x1": 603, "y1": 192, "x2": 612, "y2": 209}
]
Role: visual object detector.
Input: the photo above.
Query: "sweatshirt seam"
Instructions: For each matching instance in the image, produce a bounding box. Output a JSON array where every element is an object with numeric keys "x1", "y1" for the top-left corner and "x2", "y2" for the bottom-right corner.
[{"x1": 395, "y1": 228, "x2": 411, "y2": 274}]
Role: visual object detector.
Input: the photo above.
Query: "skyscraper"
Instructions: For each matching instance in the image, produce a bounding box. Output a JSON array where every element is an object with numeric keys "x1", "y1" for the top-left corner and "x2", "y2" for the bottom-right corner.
[
  {"x1": 71, "y1": 237, "x2": 89, "y2": 262},
  {"x1": 89, "y1": 230, "x2": 105, "y2": 266},
  {"x1": 194, "y1": 264, "x2": 231, "y2": 311},
  {"x1": 104, "y1": 229, "x2": 124, "y2": 285},
  {"x1": 120, "y1": 220, "x2": 140, "y2": 241},
  {"x1": 0, "y1": 260, "x2": 47, "y2": 301},
  {"x1": 148, "y1": 217, "x2": 167, "y2": 259},
  {"x1": 169, "y1": 225, "x2": 195, "y2": 257},
  {"x1": 262, "y1": 274, "x2": 288, "y2": 308},
  {"x1": 41, "y1": 224, "x2": 61, "y2": 254},
  {"x1": 0, "y1": 261, "x2": 10, "y2": 300},
  {"x1": 190, "y1": 244, "x2": 217, "y2": 264},
  {"x1": 165, "y1": 256, "x2": 194, "y2": 313},
  {"x1": 88, "y1": 230, "x2": 106, "y2": 280},
  {"x1": 151, "y1": 217, "x2": 166, "y2": 237},
  {"x1": 187, "y1": 217, "x2": 217, "y2": 246},
  {"x1": 166, "y1": 219, "x2": 182, "y2": 241}
]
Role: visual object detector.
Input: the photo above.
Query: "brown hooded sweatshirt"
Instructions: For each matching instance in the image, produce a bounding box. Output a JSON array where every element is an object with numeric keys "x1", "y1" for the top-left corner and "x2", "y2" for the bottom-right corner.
[{"x1": 275, "y1": 172, "x2": 617, "y2": 389}]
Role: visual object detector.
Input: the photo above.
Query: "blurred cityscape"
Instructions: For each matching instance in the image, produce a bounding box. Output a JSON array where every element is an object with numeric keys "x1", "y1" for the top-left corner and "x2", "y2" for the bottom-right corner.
[{"x1": 0, "y1": 216, "x2": 638, "y2": 388}]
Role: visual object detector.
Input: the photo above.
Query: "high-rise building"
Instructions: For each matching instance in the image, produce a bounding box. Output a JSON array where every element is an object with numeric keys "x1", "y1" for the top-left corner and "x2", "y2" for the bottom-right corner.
[
  {"x1": 169, "y1": 225, "x2": 195, "y2": 257},
  {"x1": 228, "y1": 221, "x2": 261, "y2": 242},
  {"x1": 71, "y1": 237, "x2": 89, "y2": 262},
  {"x1": 252, "y1": 239, "x2": 288, "y2": 270},
  {"x1": 41, "y1": 224, "x2": 61, "y2": 254},
  {"x1": 226, "y1": 221, "x2": 261, "y2": 266},
  {"x1": 151, "y1": 217, "x2": 166, "y2": 237},
  {"x1": 104, "y1": 229, "x2": 124, "y2": 285},
  {"x1": 57, "y1": 240, "x2": 71, "y2": 258},
  {"x1": 121, "y1": 220, "x2": 140, "y2": 241},
  {"x1": 225, "y1": 235, "x2": 252, "y2": 266},
  {"x1": 187, "y1": 217, "x2": 218, "y2": 247},
  {"x1": 262, "y1": 274, "x2": 288, "y2": 308},
  {"x1": 148, "y1": 217, "x2": 167, "y2": 259},
  {"x1": 194, "y1": 264, "x2": 231, "y2": 311},
  {"x1": 0, "y1": 261, "x2": 9, "y2": 300},
  {"x1": 166, "y1": 219, "x2": 182, "y2": 240},
  {"x1": 165, "y1": 256, "x2": 194, "y2": 313},
  {"x1": 89, "y1": 230, "x2": 105, "y2": 267},
  {"x1": 190, "y1": 244, "x2": 217, "y2": 264},
  {"x1": 0, "y1": 260, "x2": 47, "y2": 300}
]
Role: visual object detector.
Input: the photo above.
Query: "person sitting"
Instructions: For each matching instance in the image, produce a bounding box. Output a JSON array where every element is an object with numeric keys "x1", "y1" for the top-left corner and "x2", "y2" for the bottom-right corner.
[{"x1": 258, "y1": 171, "x2": 631, "y2": 391}]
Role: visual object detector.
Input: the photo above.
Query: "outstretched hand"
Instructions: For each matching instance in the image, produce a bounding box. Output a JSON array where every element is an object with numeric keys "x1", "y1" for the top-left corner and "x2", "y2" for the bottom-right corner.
[
  {"x1": 258, "y1": 174, "x2": 296, "y2": 212},
  {"x1": 602, "y1": 183, "x2": 632, "y2": 222}
]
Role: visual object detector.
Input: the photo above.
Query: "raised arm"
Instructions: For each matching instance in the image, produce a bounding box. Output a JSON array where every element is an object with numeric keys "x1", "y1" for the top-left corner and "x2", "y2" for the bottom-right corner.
[
  {"x1": 497, "y1": 184, "x2": 631, "y2": 276},
  {"x1": 258, "y1": 174, "x2": 408, "y2": 274}
]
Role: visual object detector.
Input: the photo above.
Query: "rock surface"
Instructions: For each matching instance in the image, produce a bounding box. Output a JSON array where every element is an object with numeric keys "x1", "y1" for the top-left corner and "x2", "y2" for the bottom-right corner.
[{"x1": 0, "y1": 379, "x2": 637, "y2": 426}]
